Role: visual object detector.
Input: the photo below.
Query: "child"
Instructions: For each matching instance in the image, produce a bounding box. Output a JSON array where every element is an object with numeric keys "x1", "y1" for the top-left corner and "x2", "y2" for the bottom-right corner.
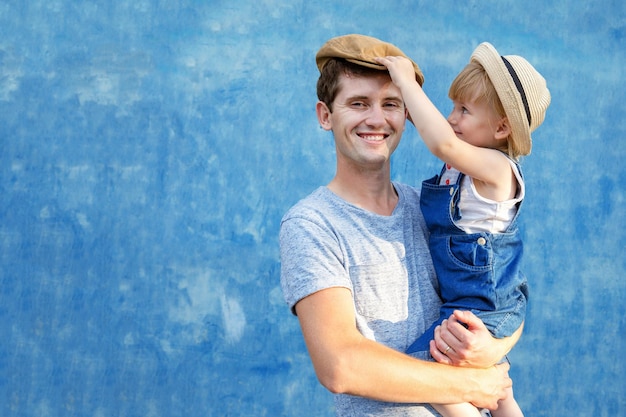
[{"x1": 376, "y1": 42, "x2": 550, "y2": 417}]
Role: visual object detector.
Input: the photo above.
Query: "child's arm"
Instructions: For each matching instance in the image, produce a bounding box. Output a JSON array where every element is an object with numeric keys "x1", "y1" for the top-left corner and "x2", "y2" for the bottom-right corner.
[{"x1": 376, "y1": 56, "x2": 514, "y2": 200}]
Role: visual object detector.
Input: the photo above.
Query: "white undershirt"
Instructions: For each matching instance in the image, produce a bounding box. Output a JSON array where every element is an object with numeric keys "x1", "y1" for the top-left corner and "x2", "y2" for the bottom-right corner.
[{"x1": 439, "y1": 159, "x2": 525, "y2": 234}]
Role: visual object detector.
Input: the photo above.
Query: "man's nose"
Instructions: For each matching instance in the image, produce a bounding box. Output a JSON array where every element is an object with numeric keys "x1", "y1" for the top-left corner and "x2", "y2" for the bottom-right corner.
[{"x1": 365, "y1": 104, "x2": 386, "y2": 126}]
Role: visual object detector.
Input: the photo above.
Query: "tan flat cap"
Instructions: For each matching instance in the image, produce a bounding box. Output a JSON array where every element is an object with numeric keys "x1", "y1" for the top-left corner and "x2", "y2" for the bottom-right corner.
[{"x1": 316, "y1": 34, "x2": 424, "y2": 85}]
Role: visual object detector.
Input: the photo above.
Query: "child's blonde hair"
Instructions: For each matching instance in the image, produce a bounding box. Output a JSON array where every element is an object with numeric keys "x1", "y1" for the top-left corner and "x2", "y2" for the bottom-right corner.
[{"x1": 448, "y1": 61, "x2": 520, "y2": 159}]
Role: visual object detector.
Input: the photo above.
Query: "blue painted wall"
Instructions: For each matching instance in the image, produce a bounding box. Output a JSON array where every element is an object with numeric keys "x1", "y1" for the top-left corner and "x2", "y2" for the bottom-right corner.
[{"x1": 1, "y1": 1, "x2": 624, "y2": 416}]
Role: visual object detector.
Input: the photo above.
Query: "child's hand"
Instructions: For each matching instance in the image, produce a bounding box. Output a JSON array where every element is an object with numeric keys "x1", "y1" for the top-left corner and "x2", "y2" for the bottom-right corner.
[
  {"x1": 375, "y1": 56, "x2": 419, "y2": 90},
  {"x1": 430, "y1": 310, "x2": 504, "y2": 368}
]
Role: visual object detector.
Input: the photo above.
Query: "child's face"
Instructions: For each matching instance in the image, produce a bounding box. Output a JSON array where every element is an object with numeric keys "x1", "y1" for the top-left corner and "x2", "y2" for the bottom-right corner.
[{"x1": 447, "y1": 98, "x2": 505, "y2": 149}]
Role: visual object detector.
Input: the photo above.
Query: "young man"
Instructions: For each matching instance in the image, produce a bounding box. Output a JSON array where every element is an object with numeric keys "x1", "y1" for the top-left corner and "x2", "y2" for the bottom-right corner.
[{"x1": 279, "y1": 34, "x2": 522, "y2": 416}]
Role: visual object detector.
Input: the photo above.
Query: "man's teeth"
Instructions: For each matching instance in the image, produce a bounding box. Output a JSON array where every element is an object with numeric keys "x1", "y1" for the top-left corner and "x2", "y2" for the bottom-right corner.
[{"x1": 360, "y1": 134, "x2": 386, "y2": 141}]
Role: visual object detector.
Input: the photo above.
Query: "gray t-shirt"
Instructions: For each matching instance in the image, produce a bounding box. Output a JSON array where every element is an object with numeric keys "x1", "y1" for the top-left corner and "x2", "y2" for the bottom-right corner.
[{"x1": 280, "y1": 182, "x2": 443, "y2": 416}]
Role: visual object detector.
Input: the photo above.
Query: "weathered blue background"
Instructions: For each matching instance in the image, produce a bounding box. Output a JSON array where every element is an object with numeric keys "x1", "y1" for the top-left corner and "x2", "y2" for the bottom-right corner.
[{"x1": 1, "y1": 1, "x2": 624, "y2": 416}]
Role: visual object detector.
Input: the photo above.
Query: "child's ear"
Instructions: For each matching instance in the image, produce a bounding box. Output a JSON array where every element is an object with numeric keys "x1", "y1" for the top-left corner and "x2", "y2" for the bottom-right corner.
[{"x1": 495, "y1": 117, "x2": 511, "y2": 140}]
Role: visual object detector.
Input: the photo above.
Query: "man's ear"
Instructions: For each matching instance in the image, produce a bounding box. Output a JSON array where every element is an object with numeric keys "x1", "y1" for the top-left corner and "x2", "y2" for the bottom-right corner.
[
  {"x1": 495, "y1": 117, "x2": 511, "y2": 140},
  {"x1": 316, "y1": 101, "x2": 333, "y2": 131},
  {"x1": 406, "y1": 107, "x2": 414, "y2": 126}
]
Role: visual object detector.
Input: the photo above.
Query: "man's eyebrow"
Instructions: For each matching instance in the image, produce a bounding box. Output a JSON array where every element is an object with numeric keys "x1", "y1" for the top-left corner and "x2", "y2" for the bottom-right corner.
[
  {"x1": 343, "y1": 95, "x2": 369, "y2": 102},
  {"x1": 342, "y1": 95, "x2": 403, "y2": 102}
]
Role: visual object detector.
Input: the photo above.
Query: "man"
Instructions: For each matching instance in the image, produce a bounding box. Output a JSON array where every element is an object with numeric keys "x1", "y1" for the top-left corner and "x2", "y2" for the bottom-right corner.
[{"x1": 279, "y1": 34, "x2": 522, "y2": 416}]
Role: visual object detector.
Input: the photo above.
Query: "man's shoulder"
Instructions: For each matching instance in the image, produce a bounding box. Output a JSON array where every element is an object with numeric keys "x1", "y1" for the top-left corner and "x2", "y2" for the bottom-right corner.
[
  {"x1": 281, "y1": 186, "x2": 331, "y2": 221},
  {"x1": 393, "y1": 181, "x2": 420, "y2": 197},
  {"x1": 393, "y1": 181, "x2": 421, "y2": 210}
]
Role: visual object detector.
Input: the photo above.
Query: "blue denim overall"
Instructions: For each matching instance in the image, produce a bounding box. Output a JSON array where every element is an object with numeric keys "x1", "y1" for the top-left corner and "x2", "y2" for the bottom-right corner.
[{"x1": 406, "y1": 164, "x2": 528, "y2": 354}]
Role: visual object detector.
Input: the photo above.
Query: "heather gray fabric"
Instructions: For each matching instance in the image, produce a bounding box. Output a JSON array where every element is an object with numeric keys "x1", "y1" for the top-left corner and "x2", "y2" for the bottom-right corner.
[{"x1": 280, "y1": 182, "x2": 443, "y2": 416}]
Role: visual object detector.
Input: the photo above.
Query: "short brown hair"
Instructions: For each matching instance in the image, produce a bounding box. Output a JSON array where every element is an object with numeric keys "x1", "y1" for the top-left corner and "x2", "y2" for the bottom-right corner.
[{"x1": 317, "y1": 58, "x2": 386, "y2": 112}]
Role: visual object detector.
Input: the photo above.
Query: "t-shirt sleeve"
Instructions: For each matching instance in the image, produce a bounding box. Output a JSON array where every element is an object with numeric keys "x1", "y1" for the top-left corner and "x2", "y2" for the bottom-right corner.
[{"x1": 279, "y1": 214, "x2": 352, "y2": 315}]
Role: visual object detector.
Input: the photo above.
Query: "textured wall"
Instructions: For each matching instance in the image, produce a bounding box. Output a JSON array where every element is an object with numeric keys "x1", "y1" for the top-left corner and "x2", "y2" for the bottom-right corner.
[{"x1": 1, "y1": 1, "x2": 624, "y2": 416}]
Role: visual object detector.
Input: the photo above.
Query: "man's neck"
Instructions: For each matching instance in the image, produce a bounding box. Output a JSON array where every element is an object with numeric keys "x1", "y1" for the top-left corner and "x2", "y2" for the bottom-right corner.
[{"x1": 327, "y1": 167, "x2": 398, "y2": 216}]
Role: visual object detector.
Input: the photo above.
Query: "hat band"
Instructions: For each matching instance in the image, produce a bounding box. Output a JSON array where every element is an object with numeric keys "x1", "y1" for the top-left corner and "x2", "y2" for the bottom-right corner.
[{"x1": 501, "y1": 56, "x2": 531, "y2": 126}]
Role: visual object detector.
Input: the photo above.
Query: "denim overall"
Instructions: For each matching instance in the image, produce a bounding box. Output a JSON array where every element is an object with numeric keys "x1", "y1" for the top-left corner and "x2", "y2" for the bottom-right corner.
[{"x1": 406, "y1": 164, "x2": 528, "y2": 354}]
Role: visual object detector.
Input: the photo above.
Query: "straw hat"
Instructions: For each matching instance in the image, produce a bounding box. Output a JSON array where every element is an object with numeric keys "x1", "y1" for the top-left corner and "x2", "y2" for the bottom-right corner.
[
  {"x1": 471, "y1": 42, "x2": 551, "y2": 156},
  {"x1": 316, "y1": 34, "x2": 424, "y2": 86}
]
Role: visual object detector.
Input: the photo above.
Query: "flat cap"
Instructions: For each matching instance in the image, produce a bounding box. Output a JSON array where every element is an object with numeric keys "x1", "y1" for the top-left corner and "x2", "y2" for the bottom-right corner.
[{"x1": 316, "y1": 34, "x2": 424, "y2": 85}]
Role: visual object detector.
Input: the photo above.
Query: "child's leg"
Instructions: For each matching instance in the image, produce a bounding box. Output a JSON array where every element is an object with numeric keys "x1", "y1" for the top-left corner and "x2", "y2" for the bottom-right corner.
[
  {"x1": 433, "y1": 402, "x2": 482, "y2": 417},
  {"x1": 489, "y1": 387, "x2": 523, "y2": 417}
]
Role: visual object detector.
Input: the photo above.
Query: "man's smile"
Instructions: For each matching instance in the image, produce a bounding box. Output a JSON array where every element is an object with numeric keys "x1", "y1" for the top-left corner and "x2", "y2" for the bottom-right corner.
[{"x1": 357, "y1": 132, "x2": 388, "y2": 142}]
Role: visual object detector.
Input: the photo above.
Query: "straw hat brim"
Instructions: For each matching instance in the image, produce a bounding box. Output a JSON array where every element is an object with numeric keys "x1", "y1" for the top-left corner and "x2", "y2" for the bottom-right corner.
[{"x1": 470, "y1": 42, "x2": 531, "y2": 153}]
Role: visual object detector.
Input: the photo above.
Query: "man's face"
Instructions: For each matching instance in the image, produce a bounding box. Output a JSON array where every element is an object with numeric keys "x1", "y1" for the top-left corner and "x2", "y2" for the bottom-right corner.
[{"x1": 317, "y1": 72, "x2": 407, "y2": 171}]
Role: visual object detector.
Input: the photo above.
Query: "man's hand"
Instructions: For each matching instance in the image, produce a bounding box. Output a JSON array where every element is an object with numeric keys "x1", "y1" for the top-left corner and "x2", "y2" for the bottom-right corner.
[{"x1": 470, "y1": 362, "x2": 513, "y2": 410}]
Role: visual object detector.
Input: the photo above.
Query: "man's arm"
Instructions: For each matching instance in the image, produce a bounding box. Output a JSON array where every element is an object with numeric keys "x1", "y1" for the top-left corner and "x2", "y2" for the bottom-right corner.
[
  {"x1": 431, "y1": 310, "x2": 524, "y2": 367},
  {"x1": 295, "y1": 286, "x2": 511, "y2": 409}
]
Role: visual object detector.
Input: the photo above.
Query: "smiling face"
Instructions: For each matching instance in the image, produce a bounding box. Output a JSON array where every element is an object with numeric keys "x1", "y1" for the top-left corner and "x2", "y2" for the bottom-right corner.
[{"x1": 317, "y1": 71, "x2": 407, "y2": 172}]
